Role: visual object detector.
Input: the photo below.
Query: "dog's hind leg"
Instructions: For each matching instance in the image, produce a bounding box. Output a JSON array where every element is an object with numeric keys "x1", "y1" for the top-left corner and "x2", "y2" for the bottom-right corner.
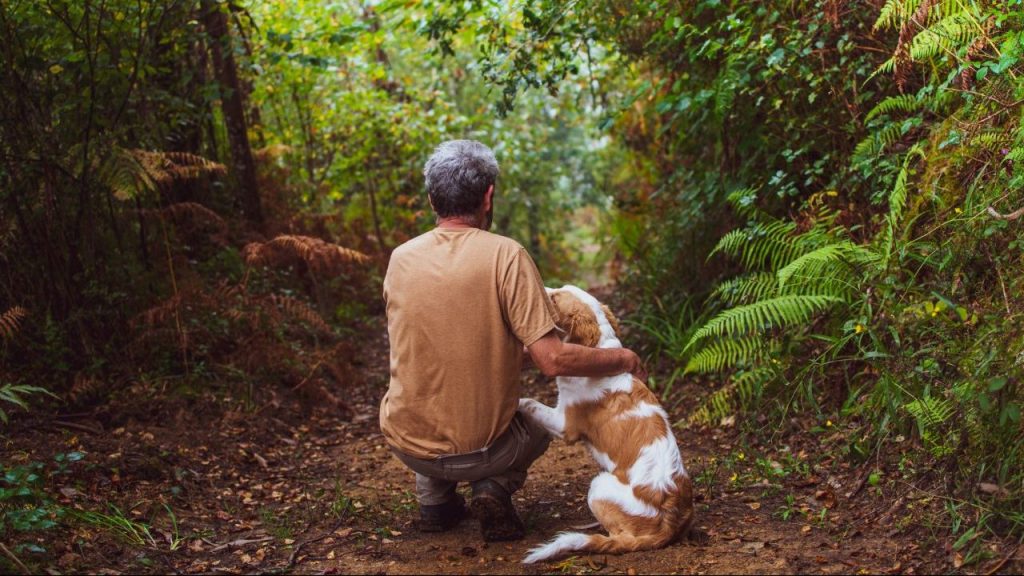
[{"x1": 518, "y1": 398, "x2": 565, "y2": 438}]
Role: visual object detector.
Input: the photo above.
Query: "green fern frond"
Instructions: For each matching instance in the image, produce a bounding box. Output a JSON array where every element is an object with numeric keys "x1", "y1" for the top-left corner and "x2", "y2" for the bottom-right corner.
[
  {"x1": 904, "y1": 394, "x2": 957, "y2": 456},
  {"x1": 777, "y1": 241, "x2": 880, "y2": 290},
  {"x1": 709, "y1": 272, "x2": 779, "y2": 306},
  {"x1": 0, "y1": 383, "x2": 54, "y2": 424},
  {"x1": 686, "y1": 294, "x2": 843, "y2": 348},
  {"x1": 725, "y1": 188, "x2": 759, "y2": 218},
  {"x1": 909, "y1": 13, "x2": 981, "y2": 61},
  {"x1": 874, "y1": 0, "x2": 919, "y2": 31},
  {"x1": 865, "y1": 94, "x2": 926, "y2": 122},
  {"x1": 852, "y1": 124, "x2": 904, "y2": 165},
  {"x1": 688, "y1": 367, "x2": 775, "y2": 426},
  {"x1": 965, "y1": 131, "x2": 1011, "y2": 153},
  {"x1": 711, "y1": 220, "x2": 801, "y2": 271},
  {"x1": 684, "y1": 336, "x2": 771, "y2": 374}
]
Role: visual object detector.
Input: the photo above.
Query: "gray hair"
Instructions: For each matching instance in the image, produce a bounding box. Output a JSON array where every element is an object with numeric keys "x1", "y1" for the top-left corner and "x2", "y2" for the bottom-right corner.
[{"x1": 423, "y1": 140, "x2": 499, "y2": 218}]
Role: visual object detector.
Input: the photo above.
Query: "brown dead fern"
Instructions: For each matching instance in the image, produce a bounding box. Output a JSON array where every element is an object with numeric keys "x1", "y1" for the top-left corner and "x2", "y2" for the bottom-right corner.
[
  {"x1": 99, "y1": 147, "x2": 227, "y2": 201},
  {"x1": 0, "y1": 307, "x2": 27, "y2": 341},
  {"x1": 243, "y1": 235, "x2": 371, "y2": 276},
  {"x1": 268, "y1": 294, "x2": 334, "y2": 336}
]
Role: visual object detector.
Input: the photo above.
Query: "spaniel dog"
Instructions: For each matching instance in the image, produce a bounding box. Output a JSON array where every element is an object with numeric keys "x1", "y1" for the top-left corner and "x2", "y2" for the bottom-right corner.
[{"x1": 519, "y1": 285, "x2": 694, "y2": 563}]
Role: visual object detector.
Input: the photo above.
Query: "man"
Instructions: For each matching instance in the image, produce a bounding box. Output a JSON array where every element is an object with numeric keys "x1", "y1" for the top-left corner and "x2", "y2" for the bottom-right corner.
[{"x1": 380, "y1": 139, "x2": 647, "y2": 541}]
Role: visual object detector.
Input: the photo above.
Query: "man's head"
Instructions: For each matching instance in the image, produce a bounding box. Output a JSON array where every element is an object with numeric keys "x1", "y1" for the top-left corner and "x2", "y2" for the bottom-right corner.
[{"x1": 424, "y1": 140, "x2": 499, "y2": 228}]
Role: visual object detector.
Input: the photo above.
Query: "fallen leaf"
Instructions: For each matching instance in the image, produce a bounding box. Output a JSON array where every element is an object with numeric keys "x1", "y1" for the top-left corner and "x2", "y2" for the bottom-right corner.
[
  {"x1": 801, "y1": 525, "x2": 812, "y2": 533},
  {"x1": 815, "y1": 488, "x2": 837, "y2": 509},
  {"x1": 741, "y1": 541, "x2": 765, "y2": 554},
  {"x1": 978, "y1": 483, "x2": 1008, "y2": 497},
  {"x1": 748, "y1": 502, "x2": 762, "y2": 510}
]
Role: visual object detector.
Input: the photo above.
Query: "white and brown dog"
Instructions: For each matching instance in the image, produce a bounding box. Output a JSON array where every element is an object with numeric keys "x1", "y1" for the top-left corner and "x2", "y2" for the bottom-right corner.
[{"x1": 519, "y1": 285, "x2": 694, "y2": 563}]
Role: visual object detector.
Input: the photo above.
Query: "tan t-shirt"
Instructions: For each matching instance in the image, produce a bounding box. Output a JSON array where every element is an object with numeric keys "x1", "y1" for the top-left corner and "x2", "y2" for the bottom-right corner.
[{"x1": 380, "y1": 227, "x2": 556, "y2": 459}]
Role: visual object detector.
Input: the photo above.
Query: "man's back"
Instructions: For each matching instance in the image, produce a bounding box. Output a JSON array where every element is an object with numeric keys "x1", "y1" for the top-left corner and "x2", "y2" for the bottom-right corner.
[{"x1": 380, "y1": 227, "x2": 554, "y2": 458}]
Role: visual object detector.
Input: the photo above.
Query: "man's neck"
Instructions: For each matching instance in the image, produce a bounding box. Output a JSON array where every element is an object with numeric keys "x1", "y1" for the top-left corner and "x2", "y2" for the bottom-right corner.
[{"x1": 436, "y1": 215, "x2": 483, "y2": 229}]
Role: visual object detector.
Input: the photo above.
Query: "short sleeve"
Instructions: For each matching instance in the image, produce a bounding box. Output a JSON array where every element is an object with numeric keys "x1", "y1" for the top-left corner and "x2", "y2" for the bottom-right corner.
[{"x1": 499, "y1": 247, "x2": 557, "y2": 346}]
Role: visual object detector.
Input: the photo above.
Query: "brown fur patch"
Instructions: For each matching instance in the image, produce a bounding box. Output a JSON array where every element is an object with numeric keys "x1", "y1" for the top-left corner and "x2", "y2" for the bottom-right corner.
[
  {"x1": 601, "y1": 304, "x2": 621, "y2": 338},
  {"x1": 549, "y1": 290, "x2": 603, "y2": 348},
  {"x1": 563, "y1": 379, "x2": 669, "y2": 474}
]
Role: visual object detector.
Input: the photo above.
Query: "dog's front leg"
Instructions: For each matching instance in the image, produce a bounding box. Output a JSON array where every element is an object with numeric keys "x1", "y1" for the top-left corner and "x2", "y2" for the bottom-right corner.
[{"x1": 518, "y1": 398, "x2": 565, "y2": 439}]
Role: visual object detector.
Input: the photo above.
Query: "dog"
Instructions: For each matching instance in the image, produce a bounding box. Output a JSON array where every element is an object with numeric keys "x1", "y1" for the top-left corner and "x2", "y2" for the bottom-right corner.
[{"x1": 519, "y1": 284, "x2": 694, "y2": 563}]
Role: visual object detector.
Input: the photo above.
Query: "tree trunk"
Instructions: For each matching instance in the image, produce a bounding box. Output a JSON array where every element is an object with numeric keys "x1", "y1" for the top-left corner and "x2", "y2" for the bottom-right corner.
[{"x1": 201, "y1": 0, "x2": 263, "y2": 228}]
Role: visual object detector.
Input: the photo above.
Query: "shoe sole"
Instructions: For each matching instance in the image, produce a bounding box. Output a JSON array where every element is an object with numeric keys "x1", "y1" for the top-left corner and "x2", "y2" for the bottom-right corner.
[{"x1": 470, "y1": 493, "x2": 525, "y2": 542}]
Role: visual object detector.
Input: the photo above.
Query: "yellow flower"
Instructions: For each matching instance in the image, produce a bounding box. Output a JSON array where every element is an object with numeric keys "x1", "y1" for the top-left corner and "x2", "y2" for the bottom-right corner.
[
  {"x1": 854, "y1": 324, "x2": 864, "y2": 334},
  {"x1": 826, "y1": 420, "x2": 833, "y2": 427},
  {"x1": 737, "y1": 452, "x2": 745, "y2": 461},
  {"x1": 826, "y1": 190, "x2": 839, "y2": 197},
  {"x1": 955, "y1": 207, "x2": 963, "y2": 214},
  {"x1": 729, "y1": 472, "x2": 738, "y2": 482},
  {"x1": 49, "y1": 64, "x2": 63, "y2": 74}
]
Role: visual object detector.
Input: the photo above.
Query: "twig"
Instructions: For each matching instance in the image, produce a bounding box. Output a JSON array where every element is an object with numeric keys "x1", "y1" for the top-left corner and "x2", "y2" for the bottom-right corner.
[
  {"x1": 0, "y1": 541, "x2": 30, "y2": 573},
  {"x1": 52, "y1": 421, "x2": 103, "y2": 435},
  {"x1": 987, "y1": 205, "x2": 1024, "y2": 221},
  {"x1": 207, "y1": 535, "x2": 274, "y2": 553},
  {"x1": 285, "y1": 519, "x2": 348, "y2": 570}
]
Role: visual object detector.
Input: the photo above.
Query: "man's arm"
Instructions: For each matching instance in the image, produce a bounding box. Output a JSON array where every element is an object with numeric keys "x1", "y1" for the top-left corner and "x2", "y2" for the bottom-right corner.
[{"x1": 526, "y1": 331, "x2": 648, "y2": 382}]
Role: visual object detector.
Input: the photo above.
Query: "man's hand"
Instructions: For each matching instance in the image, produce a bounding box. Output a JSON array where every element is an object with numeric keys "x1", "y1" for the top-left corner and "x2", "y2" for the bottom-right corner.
[
  {"x1": 527, "y1": 331, "x2": 649, "y2": 381},
  {"x1": 620, "y1": 348, "x2": 648, "y2": 382}
]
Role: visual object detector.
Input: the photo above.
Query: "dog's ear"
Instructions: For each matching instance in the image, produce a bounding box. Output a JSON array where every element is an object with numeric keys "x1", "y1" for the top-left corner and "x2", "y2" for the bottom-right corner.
[
  {"x1": 601, "y1": 304, "x2": 621, "y2": 338},
  {"x1": 550, "y1": 291, "x2": 601, "y2": 347}
]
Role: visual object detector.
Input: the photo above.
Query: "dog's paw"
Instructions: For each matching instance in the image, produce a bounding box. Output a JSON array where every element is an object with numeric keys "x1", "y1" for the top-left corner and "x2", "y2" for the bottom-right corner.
[{"x1": 518, "y1": 398, "x2": 539, "y2": 411}]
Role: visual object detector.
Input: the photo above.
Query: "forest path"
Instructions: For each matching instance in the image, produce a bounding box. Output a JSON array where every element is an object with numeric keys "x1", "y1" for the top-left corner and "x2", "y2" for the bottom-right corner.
[
  {"x1": 3, "y1": 316, "x2": 951, "y2": 575},
  {"x1": 300, "y1": 319, "x2": 934, "y2": 575}
]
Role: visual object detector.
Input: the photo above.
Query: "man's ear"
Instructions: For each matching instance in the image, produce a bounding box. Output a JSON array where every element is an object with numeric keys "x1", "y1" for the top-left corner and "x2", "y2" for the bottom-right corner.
[{"x1": 484, "y1": 184, "x2": 494, "y2": 212}]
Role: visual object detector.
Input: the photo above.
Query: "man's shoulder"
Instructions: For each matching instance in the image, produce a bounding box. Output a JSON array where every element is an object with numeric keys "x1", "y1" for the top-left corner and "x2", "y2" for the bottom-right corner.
[{"x1": 477, "y1": 230, "x2": 527, "y2": 252}]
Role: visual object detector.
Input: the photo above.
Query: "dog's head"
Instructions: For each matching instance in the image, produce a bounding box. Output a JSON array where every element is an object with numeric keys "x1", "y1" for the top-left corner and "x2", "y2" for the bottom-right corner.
[{"x1": 546, "y1": 285, "x2": 621, "y2": 348}]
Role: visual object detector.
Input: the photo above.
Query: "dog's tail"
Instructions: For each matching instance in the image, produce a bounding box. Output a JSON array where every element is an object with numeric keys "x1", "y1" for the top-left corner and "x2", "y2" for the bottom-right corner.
[
  {"x1": 523, "y1": 475, "x2": 696, "y2": 564},
  {"x1": 522, "y1": 531, "x2": 669, "y2": 564}
]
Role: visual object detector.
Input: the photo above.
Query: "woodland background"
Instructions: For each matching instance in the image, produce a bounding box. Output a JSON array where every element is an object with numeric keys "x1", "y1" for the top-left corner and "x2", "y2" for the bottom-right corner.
[{"x1": 1, "y1": 0, "x2": 1023, "y2": 573}]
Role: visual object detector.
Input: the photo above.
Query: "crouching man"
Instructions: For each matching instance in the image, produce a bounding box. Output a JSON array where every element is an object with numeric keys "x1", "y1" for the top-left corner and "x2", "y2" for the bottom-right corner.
[{"x1": 380, "y1": 140, "x2": 647, "y2": 541}]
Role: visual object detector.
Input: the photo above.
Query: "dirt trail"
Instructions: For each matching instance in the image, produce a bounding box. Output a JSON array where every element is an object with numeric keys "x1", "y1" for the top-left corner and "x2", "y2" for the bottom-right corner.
[
  {"x1": 3, "y1": 316, "x2": 1007, "y2": 574},
  {"x1": 289, "y1": 322, "x2": 936, "y2": 575}
]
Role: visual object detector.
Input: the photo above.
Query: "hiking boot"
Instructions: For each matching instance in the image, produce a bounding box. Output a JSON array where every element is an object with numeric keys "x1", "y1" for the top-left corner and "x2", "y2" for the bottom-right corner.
[
  {"x1": 417, "y1": 493, "x2": 467, "y2": 533},
  {"x1": 470, "y1": 480, "x2": 525, "y2": 542}
]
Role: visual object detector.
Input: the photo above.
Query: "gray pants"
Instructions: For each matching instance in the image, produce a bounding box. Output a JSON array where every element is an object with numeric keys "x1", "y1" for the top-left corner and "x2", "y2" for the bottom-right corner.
[{"x1": 392, "y1": 411, "x2": 552, "y2": 505}]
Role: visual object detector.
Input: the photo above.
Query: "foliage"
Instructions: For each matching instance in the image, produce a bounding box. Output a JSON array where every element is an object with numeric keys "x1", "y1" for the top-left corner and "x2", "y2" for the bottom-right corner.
[{"x1": 0, "y1": 451, "x2": 82, "y2": 553}]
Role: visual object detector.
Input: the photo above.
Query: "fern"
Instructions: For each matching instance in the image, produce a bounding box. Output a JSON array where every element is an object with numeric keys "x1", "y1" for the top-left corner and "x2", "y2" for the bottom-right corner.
[
  {"x1": 865, "y1": 94, "x2": 923, "y2": 122},
  {"x1": 909, "y1": 12, "x2": 983, "y2": 61},
  {"x1": 93, "y1": 147, "x2": 226, "y2": 201},
  {"x1": 684, "y1": 336, "x2": 771, "y2": 374},
  {"x1": 688, "y1": 367, "x2": 775, "y2": 426},
  {"x1": 852, "y1": 124, "x2": 904, "y2": 165},
  {"x1": 904, "y1": 394, "x2": 957, "y2": 456},
  {"x1": 776, "y1": 241, "x2": 880, "y2": 290},
  {"x1": 711, "y1": 220, "x2": 801, "y2": 270},
  {"x1": 709, "y1": 272, "x2": 779, "y2": 307},
  {"x1": 0, "y1": 306, "x2": 27, "y2": 341},
  {"x1": 0, "y1": 383, "x2": 54, "y2": 424},
  {"x1": 268, "y1": 294, "x2": 333, "y2": 336},
  {"x1": 686, "y1": 294, "x2": 842, "y2": 349}
]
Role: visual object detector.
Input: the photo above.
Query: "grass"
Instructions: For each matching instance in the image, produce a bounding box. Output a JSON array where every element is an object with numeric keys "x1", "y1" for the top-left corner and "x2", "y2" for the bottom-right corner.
[{"x1": 74, "y1": 505, "x2": 155, "y2": 548}]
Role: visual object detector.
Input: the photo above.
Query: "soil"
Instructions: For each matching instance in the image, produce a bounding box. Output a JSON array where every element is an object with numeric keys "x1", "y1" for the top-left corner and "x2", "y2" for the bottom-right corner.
[{"x1": 3, "y1": 315, "x2": 1022, "y2": 575}]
